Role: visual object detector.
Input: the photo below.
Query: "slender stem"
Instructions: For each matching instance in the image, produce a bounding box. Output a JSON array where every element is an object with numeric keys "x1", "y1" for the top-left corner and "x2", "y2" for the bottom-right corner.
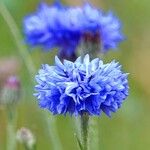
[
  {"x1": 6, "y1": 107, "x2": 17, "y2": 150},
  {"x1": 0, "y1": 3, "x2": 62, "y2": 150},
  {"x1": 81, "y1": 112, "x2": 89, "y2": 150}
]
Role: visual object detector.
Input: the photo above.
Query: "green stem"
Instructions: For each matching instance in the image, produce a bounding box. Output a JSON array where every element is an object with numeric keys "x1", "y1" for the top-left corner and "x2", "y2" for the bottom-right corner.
[
  {"x1": 6, "y1": 107, "x2": 17, "y2": 150},
  {"x1": 81, "y1": 112, "x2": 89, "y2": 150},
  {"x1": 0, "y1": 3, "x2": 62, "y2": 150}
]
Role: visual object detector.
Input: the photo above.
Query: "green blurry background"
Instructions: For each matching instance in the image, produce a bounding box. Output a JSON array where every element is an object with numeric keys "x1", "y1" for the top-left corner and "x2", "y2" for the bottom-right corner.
[{"x1": 0, "y1": 0, "x2": 150, "y2": 149}]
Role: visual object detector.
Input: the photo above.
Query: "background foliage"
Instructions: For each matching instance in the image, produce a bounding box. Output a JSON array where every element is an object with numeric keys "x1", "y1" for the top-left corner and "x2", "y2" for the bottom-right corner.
[{"x1": 0, "y1": 0, "x2": 150, "y2": 149}]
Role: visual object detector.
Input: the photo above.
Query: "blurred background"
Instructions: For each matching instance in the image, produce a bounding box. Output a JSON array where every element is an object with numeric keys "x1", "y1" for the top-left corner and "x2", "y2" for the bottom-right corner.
[{"x1": 0, "y1": 0, "x2": 150, "y2": 149}]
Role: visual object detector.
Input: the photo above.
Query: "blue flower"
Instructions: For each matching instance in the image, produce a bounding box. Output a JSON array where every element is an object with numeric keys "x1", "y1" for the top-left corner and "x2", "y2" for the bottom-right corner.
[
  {"x1": 34, "y1": 54, "x2": 129, "y2": 117},
  {"x1": 23, "y1": 2, "x2": 124, "y2": 58},
  {"x1": 23, "y1": 2, "x2": 80, "y2": 59}
]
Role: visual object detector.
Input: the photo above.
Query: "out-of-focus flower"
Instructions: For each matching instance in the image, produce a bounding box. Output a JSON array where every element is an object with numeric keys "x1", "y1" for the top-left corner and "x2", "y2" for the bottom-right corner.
[
  {"x1": 0, "y1": 76, "x2": 21, "y2": 106},
  {"x1": 16, "y1": 127, "x2": 36, "y2": 149},
  {"x1": 23, "y1": 2, "x2": 80, "y2": 60},
  {"x1": 34, "y1": 54, "x2": 129, "y2": 117},
  {"x1": 23, "y1": 2, "x2": 124, "y2": 59}
]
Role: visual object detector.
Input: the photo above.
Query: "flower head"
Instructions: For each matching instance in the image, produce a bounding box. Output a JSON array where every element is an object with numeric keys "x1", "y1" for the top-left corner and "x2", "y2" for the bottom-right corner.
[
  {"x1": 34, "y1": 54, "x2": 129, "y2": 117},
  {"x1": 23, "y1": 2, "x2": 80, "y2": 59},
  {"x1": 23, "y1": 2, "x2": 124, "y2": 58}
]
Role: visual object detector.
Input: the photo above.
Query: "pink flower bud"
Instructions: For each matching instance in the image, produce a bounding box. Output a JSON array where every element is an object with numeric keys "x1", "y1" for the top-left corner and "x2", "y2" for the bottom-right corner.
[{"x1": 0, "y1": 76, "x2": 21, "y2": 106}]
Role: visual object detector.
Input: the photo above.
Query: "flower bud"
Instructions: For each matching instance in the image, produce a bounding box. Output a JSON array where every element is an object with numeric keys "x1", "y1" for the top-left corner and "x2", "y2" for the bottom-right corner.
[
  {"x1": 16, "y1": 127, "x2": 36, "y2": 149},
  {"x1": 0, "y1": 76, "x2": 21, "y2": 106}
]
